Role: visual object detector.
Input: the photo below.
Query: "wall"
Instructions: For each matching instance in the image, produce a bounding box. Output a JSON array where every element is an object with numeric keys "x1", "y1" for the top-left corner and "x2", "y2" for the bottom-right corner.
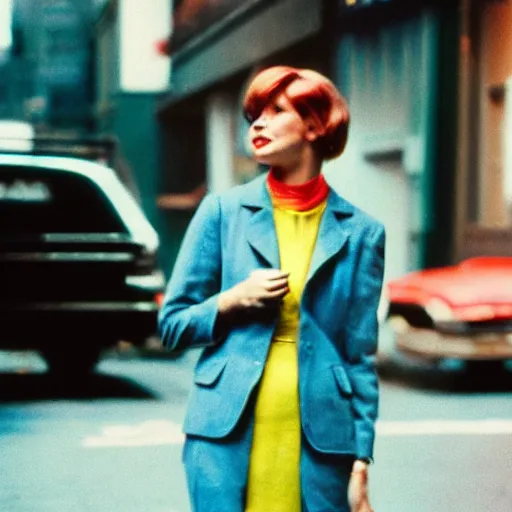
[
  {"x1": 327, "y1": 12, "x2": 439, "y2": 283},
  {"x1": 170, "y1": 0, "x2": 322, "y2": 99},
  {"x1": 118, "y1": 0, "x2": 170, "y2": 92},
  {"x1": 113, "y1": 93, "x2": 177, "y2": 271},
  {"x1": 205, "y1": 92, "x2": 236, "y2": 193}
]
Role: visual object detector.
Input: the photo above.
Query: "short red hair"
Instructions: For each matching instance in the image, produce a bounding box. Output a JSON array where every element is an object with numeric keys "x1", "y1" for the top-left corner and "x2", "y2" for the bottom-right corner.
[{"x1": 243, "y1": 66, "x2": 350, "y2": 160}]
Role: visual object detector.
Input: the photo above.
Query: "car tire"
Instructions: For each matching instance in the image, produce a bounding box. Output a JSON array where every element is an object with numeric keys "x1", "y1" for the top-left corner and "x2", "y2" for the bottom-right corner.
[
  {"x1": 464, "y1": 359, "x2": 506, "y2": 377},
  {"x1": 40, "y1": 345, "x2": 102, "y2": 377}
]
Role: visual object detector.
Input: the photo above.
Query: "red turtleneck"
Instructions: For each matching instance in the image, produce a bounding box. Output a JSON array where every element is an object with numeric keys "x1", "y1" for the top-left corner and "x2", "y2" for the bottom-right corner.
[{"x1": 266, "y1": 169, "x2": 329, "y2": 211}]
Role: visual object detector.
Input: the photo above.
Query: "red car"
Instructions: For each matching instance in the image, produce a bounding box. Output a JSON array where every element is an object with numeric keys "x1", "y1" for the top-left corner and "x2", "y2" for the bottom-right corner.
[{"x1": 386, "y1": 257, "x2": 512, "y2": 362}]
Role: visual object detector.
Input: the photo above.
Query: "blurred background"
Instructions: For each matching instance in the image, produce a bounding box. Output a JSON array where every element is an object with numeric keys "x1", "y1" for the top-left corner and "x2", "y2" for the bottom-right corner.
[
  {"x1": 0, "y1": 1, "x2": 511, "y2": 511},
  {"x1": 2, "y1": 0, "x2": 512, "y2": 277}
]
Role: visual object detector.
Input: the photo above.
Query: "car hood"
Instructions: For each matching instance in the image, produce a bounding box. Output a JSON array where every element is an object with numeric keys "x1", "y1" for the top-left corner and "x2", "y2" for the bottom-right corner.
[{"x1": 387, "y1": 257, "x2": 512, "y2": 321}]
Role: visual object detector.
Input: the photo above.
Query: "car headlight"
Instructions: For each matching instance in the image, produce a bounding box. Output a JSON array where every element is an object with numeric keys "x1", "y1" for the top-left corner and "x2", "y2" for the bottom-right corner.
[
  {"x1": 425, "y1": 298, "x2": 455, "y2": 322},
  {"x1": 388, "y1": 315, "x2": 411, "y2": 333}
]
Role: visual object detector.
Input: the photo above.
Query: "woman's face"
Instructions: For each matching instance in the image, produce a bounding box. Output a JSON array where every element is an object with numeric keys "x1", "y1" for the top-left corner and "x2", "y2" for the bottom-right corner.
[{"x1": 248, "y1": 92, "x2": 310, "y2": 168}]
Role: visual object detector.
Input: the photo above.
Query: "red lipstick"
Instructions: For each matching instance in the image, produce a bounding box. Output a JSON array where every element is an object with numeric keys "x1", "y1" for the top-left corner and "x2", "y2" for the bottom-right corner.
[{"x1": 252, "y1": 137, "x2": 271, "y2": 148}]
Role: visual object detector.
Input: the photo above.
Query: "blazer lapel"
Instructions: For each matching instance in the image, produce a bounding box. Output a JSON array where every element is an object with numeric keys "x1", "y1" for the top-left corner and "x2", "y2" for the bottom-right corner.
[
  {"x1": 242, "y1": 174, "x2": 280, "y2": 268},
  {"x1": 306, "y1": 191, "x2": 353, "y2": 283},
  {"x1": 246, "y1": 207, "x2": 280, "y2": 268},
  {"x1": 240, "y1": 175, "x2": 354, "y2": 273}
]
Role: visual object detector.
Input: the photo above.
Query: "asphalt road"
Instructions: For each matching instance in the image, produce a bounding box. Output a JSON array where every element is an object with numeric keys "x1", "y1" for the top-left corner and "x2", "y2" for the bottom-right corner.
[{"x1": 0, "y1": 348, "x2": 511, "y2": 512}]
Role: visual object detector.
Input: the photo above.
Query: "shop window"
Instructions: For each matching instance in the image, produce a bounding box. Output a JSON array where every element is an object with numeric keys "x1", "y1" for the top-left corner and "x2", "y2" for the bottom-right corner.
[{"x1": 473, "y1": 1, "x2": 512, "y2": 228}]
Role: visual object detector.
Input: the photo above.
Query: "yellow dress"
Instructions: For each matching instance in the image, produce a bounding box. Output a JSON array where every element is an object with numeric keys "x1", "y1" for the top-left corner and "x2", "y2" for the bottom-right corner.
[{"x1": 245, "y1": 200, "x2": 327, "y2": 512}]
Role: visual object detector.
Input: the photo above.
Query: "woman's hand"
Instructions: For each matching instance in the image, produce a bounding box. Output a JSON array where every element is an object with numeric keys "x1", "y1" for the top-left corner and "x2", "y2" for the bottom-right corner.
[
  {"x1": 218, "y1": 269, "x2": 289, "y2": 314},
  {"x1": 348, "y1": 461, "x2": 374, "y2": 512}
]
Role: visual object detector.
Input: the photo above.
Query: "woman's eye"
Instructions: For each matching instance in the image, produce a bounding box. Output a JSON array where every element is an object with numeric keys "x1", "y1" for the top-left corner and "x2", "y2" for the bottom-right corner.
[{"x1": 273, "y1": 104, "x2": 284, "y2": 113}]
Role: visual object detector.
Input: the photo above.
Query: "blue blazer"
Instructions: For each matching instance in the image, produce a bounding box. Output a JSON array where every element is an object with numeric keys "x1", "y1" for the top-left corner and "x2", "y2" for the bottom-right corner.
[{"x1": 158, "y1": 173, "x2": 385, "y2": 460}]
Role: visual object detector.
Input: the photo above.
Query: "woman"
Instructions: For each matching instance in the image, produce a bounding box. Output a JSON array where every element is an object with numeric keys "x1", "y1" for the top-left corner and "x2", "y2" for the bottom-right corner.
[{"x1": 158, "y1": 66, "x2": 385, "y2": 512}]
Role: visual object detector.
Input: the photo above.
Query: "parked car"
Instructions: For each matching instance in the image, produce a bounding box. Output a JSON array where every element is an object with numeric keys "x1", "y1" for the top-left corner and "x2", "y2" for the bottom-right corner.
[
  {"x1": 0, "y1": 152, "x2": 163, "y2": 376},
  {"x1": 386, "y1": 257, "x2": 512, "y2": 363}
]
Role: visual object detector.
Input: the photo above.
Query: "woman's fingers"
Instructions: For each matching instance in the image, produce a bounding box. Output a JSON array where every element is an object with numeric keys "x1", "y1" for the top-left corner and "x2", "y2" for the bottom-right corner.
[
  {"x1": 250, "y1": 269, "x2": 290, "y2": 281},
  {"x1": 249, "y1": 269, "x2": 289, "y2": 297},
  {"x1": 265, "y1": 286, "x2": 289, "y2": 299},
  {"x1": 264, "y1": 276, "x2": 289, "y2": 292},
  {"x1": 234, "y1": 269, "x2": 290, "y2": 308},
  {"x1": 267, "y1": 270, "x2": 290, "y2": 281}
]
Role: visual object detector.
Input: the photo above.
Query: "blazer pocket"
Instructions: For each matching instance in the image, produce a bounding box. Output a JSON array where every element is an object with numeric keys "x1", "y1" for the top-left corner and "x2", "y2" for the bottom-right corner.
[
  {"x1": 194, "y1": 359, "x2": 227, "y2": 387},
  {"x1": 332, "y1": 365, "x2": 353, "y2": 396}
]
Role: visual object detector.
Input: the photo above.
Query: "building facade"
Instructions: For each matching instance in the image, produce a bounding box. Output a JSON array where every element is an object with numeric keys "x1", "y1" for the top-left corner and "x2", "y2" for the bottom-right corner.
[
  {"x1": 323, "y1": 0, "x2": 459, "y2": 282},
  {"x1": 5, "y1": 0, "x2": 96, "y2": 132},
  {"x1": 93, "y1": 0, "x2": 171, "y2": 268},
  {"x1": 155, "y1": 0, "x2": 512, "y2": 281},
  {"x1": 156, "y1": 0, "x2": 458, "y2": 281}
]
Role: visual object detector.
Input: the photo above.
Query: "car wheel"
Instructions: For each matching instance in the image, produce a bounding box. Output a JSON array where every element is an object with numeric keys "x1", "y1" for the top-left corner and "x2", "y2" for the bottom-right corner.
[{"x1": 40, "y1": 345, "x2": 102, "y2": 377}]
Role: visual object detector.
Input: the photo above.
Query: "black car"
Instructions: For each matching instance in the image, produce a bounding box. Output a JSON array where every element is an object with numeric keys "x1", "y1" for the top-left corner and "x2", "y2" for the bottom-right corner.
[{"x1": 0, "y1": 152, "x2": 163, "y2": 376}]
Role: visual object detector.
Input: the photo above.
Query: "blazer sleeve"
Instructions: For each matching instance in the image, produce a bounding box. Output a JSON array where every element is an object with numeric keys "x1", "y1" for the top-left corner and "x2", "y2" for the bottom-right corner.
[
  {"x1": 158, "y1": 194, "x2": 223, "y2": 351},
  {"x1": 344, "y1": 223, "x2": 386, "y2": 460}
]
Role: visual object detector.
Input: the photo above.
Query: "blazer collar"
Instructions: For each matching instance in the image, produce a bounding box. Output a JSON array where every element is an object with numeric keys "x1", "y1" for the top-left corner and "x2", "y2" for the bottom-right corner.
[{"x1": 241, "y1": 173, "x2": 354, "y2": 279}]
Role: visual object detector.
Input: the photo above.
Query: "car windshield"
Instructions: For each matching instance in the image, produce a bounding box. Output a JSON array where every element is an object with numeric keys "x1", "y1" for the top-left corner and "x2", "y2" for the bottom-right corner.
[{"x1": 0, "y1": 165, "x2": 127, "y2": 234}]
